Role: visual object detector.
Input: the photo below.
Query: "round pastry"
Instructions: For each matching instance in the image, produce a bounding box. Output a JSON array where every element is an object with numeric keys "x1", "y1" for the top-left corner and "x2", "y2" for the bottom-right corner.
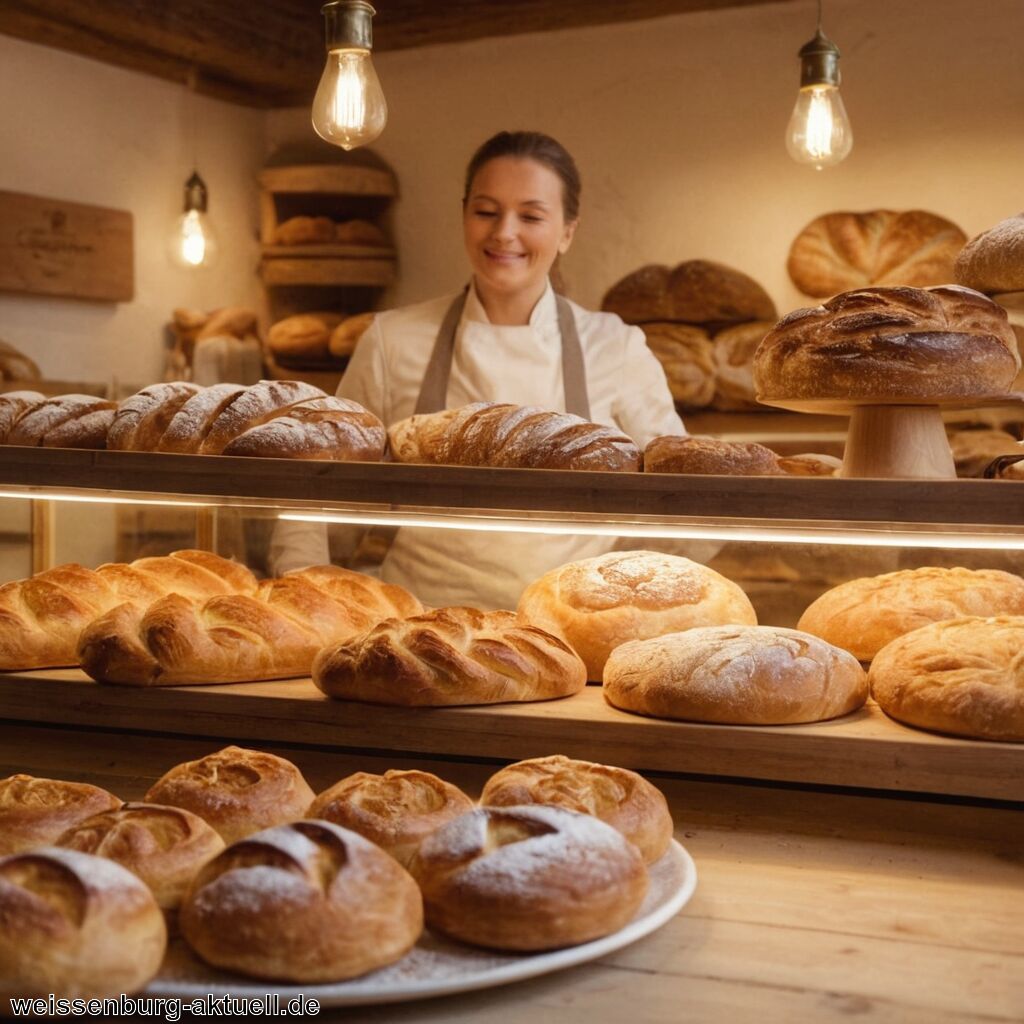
[
  {"x1": 640, "y1": 322, "x2": 715, "y2": 407},
  {"x1": 307, "y1": 770, "x2": 474, "y2": 868},
  {"x1": 954, "y1": 213, "x2": 1024, "y2": 295},
  {"x1": 328, "y1": 312, "x2": 375, "y2": 357},
  {"x1": 0, "y1": 774, "x2": 121, "y2": 856},
  {"x1": 603, "y1": 625, "x2": 868, "y2": 724},
  {"x1": 409, "y1": 805, "x2": 647, "y2": 951},
  {"x1": 56, "y1": 802, "x2": 225, "y2": 911},
  {"x1": 518, "y1": 550, "x2": 757, "y2": 682},
  {"x1": 0, "y1": 846, "x2": 166, "y2": 1000},
  {"x1": 797, "y1": 567, "x2": 1024, "y2": 662},
  {"x1": 480, "y1": 755, "x2": 672, "y2": 864},
  {"x1": 144, "y1": 746, "x2": 316, "y2": 844},
  {"x1": 869, "y1": 616, "x2": 1024, "y2": 741},
  {"x1": 180, "y1": 819, "x2": 422, "y2": 982},
  {"x1": 754, "y1": 285, "x2": 1020, "y2": 404},
  {"x1": 711, "y1": 320, "x2": 774, "y2": 410},
  {"x1": 644, "y1": 435, "x2": 782, "y2": 475}
]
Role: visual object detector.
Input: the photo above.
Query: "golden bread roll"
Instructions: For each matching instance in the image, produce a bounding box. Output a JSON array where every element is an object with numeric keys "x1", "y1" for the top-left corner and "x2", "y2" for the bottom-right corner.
[
  {"x1": 776, "y1": 452, "x2": 842, "y2": 476},
  {"x1": 0, "y1": 390, "x2": 44, "y2": 442},
  {"x1": 954, "y1": 213, "x2": 1024, "y2": 295},
  {"x1": 5, "y1": 394, "x2": 116, "y2": 449},
  {"x1": 144, "y1": 746, "x2": 315, "y2": 845},
  {"x1": 711, "y1": 320, "x2": 774, "y2": 410},
  {"x1": 480, "y1": 755, "x2": 672, "y2": 864},
  {"x1": 640, "y1": 322, "x2": 715, "y2": 407},
  {"x1": 180, "y1": 820, "x2": 422, "y2": 982},
  {"x1": 328, "y1": 311, "x2": 375, "y2": 357},
  {"x1": 272, "y1": 215, "x2": 336, "y2": 246},
  {"x1": 107, "y1": 381, "x2": 202, "y2": 451},
  {"x1": 0, "y1": 339, "x2": 41, "y2": 381},
  {"x1": 947, "y1": 428, "x2": 1023, "y2": 477},
  {"x1": 56, "y1": 802, "x2": 225, "y2": 911},
  {"x1": 797, "y1": 566, "x2": 1024, "y2": 661},
  {"x1": 604, "y1": 624, "x2": 868, "y2": 724},
  {"x1": 754, "y1": 286, "x2": 1020, "y2": 404},
  {"x1": 643, "y1": 434, "x2": 782, "y2": 475},
  {"x1": 0, "y1": 847, "x2": 166, "y2": 1000},
  {"x1": 410, "y1": 805, "x2": 647, "y2": 951},
  {"x1": 787, "y1": 210, "x2": 968, "y2": 297},
  {"x1": 869, "y1": 616, "x2": 1024, "y2": 741},
  {"x1": 266, "y1": 313, "x2": 345, "y2": 361},
  {"x1": 518, "y1": 550, "x2": 757, "y2": 682},
  {"x1": 335, "y1": 218, "x2": 388, "y2": 246},
  {"x1": 198, "y1": 379, "x2": 326, "y2": 454},
  {"x1": 195, "y1": 306, "x2": 258, "y2": 341},
  {"x1": 314, "y1": 606, "x2": 587, "y2": 706},
  {"x1": 0, "y1": 775, "x2": 121, "y2": 856},
  {"x1": 308, "y1": 770, "x2": 474, "y2": 868}
]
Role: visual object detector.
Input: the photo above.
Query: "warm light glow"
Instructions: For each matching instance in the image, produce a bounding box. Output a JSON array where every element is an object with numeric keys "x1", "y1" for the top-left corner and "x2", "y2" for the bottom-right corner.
[
  {"x1": 312, "y1": 48, "x2": 387, "y2": 150},
  {"x1": 0, "y1": 489, "x2": 214, "y2": 508},
  {"x1": 168, "y1": 209, "x2": 217, "y2": 269},
  {"x1": 786, "y1": 84, "x2": 853, "y2": 169}
]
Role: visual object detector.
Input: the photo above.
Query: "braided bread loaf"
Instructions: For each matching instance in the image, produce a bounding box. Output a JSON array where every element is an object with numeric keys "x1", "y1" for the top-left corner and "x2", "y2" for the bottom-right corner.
[
  {"x1": 0, "y1": 551, "x2": 258, "y2": 671},
  {"x1": 388, "y1": 402, "x2": 641, "y2": 471},
  {"x1": 313, "y1": 606, "x2": 587, "y2": 706}
]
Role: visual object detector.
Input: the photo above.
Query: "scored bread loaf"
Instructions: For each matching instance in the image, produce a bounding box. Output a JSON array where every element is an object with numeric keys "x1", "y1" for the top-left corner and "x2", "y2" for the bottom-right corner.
[
  {"x1": 5, "y1": 394, "x2": 117, "y2": 449},
  {"x1": 198, "y1": 379, "x2": 326, "y2": 454},
  {"x1": 644, "y1": 435, "x2": 783, "y2": 475},
  {"x1": 313, "y1": 606, "x2": 588, "y2": 706},
  {"x1": 387, "y1": 402, "x2": 641, "y2": 471},
  {"x1": 954, "y1": 212, "x2": 1024, "y2": 295},
  {"x1": 0, "y1": 391, "x2": 45, "y2": 442},
  {"x1": 156, "y1": 383, "x2": 248, "y2": 453},
  {"x1": 640, "y1": 323, "x2": 715, "y2": 407},
  {"x1": 107, "y1": 382, "x2": 202, "y2": 451}
]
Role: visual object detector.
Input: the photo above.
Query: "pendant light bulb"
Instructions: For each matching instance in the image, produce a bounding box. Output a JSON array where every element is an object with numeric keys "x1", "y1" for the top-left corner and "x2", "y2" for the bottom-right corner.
[
  {"x1": 312, "y1": 1, "x2": 387, "y2": 150},
  {"x1": 168, "y1": 172, "x2": 218, "y2": 269}
]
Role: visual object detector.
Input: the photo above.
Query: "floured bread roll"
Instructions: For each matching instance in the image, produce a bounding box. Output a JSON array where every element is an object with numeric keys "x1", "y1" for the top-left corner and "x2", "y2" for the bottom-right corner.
[
  {"x1": 644, "y1": 435, "x2": 783, "y2": 475},
  {"x1": 712, "y1": 321, "x2": 774, "y2": 410},
  {"x1": 308, "y1": 770, "x2": 474, "y2": 868},
  {"x1": 797, "y1": 567, "x2": 1024, "y2": 661},
  {"x1": 480, "y1": 755, "x2": 672, "y2": 864},
  {"x1": 0, "y1": 847, "x2": 166, "y2": 1000},
  {"x1": 640, "y1": 322, "x2": 715, "y2": 407},
  {"x1": 409, "y1": 805, "x2": 647, "y2": 951},
  {"x1": 869, "y1": 616, "x2": 1024, "y2": 741},
  {"x1": 604, "y1": 625, "x2": 867, "y2": 724},
  {"x1": 517, "y1": 550, "x2": 757, "y2": 682},
  {"x1": 954, "y1": 213, "x2": 1024, "y2": 295},
  {"x1": 181, "y1": 820, "x2": 422, "y2": 982},
  {"x1": 947, "y1": 428, "x2": 1023, "y2": 477},
  {"x1": 145, "y1": 746, "x2": 315, "y2": 845}
]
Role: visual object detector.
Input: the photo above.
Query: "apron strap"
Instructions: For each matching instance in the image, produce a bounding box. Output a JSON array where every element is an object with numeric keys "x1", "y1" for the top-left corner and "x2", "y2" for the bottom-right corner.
[{"x1": 556, "y1": 293, "x2": 591, "y2": 421}]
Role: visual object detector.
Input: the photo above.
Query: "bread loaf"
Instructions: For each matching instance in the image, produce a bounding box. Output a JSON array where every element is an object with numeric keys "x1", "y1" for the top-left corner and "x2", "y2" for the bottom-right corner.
[
  {"x1": 787, "y1": 210, "x2": 968, "y2": 297},
  {"x1": 335, "y1": 219, "x2": 388, "y2": 246},
  {"x1": 517, "y1": 550, "x2": 757, "y2": 681},
  {"x1": 640, "y1": 322, "x2": 715, "y2": 407},
  {"x1": 198, "y1": 379, "x2": 326, "y2": 454},
  {"x1": 0, "y1": 339, "x2": 41, "y2": 381},
  {"x1": 195, "y1": 307, "x2": 258, "y2": 341},
  {"x1": 0, "y1": 390, "x2": 44, "y2": 442},
  {"x1": 712, "y1": 321, "x2": 773, "y2": 410},
  {"x1": 754, "y1": 285, "x2": 1020, "y2": 403},
  {"x1": 328, "y1": 312, "x2": 375, "y2": 357},
  {"x1": 107, "y1": 382, "x2": 202, "y2": 451},
  {"x1": 954, "y1": 213, "x2": 1024, "y2": 295},
  {"x1": 5, "y1": 394, "x2": 117, "y2": 449},
  {"x1": 387, "y1": 402, "x2": 641, "y2": 471},
  {"x1": 272, "y1": 215, "x2": 336, "y2": 246},
  {"x1": 267, "y1": 313, "x2": 345, "y2": 361},
  {"x1": 155, "y1": 382, "x2": 247, "y2": 454},
  {"x1": 644, "y1": 435, "x2": 783, "y2": 475},
  {"x1": 776, "y1": 452, "x2": 842, "y2": 476},
  {"x1": 313, "y1": 606, "x2": 587, "y2": 706}
]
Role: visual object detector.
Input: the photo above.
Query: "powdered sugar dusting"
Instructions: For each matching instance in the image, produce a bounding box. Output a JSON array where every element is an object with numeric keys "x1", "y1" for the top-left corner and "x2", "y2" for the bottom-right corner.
[{"x1": 158, "y1": 384, "x2": 246, "y2": 453}]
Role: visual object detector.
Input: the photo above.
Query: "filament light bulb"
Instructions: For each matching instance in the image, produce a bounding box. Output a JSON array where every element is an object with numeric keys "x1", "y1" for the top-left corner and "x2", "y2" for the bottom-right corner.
[
  {"x1": 786, "y1": 27, "x2": 853, "y2": 170},
  {"x1": 168, "y1": 171, "x2": 218, "y2": 269}
]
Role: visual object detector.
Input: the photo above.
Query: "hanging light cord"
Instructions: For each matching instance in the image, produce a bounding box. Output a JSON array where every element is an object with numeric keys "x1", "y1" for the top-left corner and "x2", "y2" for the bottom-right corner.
[
  {"x1": 186, "y1": 66, "x2": 199, "y2": 174},
  {"x1": 816, "y1": 0, "x2": 823, "y2": 32}
]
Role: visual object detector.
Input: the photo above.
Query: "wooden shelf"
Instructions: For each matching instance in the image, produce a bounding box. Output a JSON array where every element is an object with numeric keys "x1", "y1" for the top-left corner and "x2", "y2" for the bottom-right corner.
[
  {"x1": 261, "y1": 243, "x2": 395, "y2": 259},
  {"x1": 259, "y1": 256, "x2": 395, "y2": 288},
  {"x1": 258, "y1": 164, "x2": 396, "y2": 197}
]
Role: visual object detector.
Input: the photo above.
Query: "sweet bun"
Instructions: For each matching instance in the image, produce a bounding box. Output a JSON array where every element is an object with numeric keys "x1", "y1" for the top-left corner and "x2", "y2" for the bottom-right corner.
[
  {"x1": 56, "y1": 802, "x2": 225, "y2": 911},
  {"x1": 0, "y1": 847, "x2": 166, "y2": 1000},
  {"x1": 308, "y1": 770, "x2": 474, "y2": 868},
  {"x1": 328, "y1": 312, "x2": 375, "y2": 358},
  {"x1": 869, "y1": 616, "x2": 1024, "y2": 741},
  {"x1": 0, "y1": 775, "x2": 121, "y2": 856},
  {"x1": 640, "y1": 322, "x2": 715, "y2": 407},
  {"x1": 712, "y1": 321, "x2": 774, "y2": 410},
  {"x1": 603, "y1": 625, "x2": 868, "y2": 724},
  {"x1": 517, "y1": 550, "x2": 757, "y2": 682},
  {"x1": 954, "y1": 213, "x2": 1024, "y2": 295},
  {"x1": 480, "y1": 755, "x2": 672, "y2": 864},
  {"x1": 797, "y1": 567, "x2": 1024, "y2": 661},
  {"x1": 180, "y1": 820, "x2": 422, "y2": 982},
  {"x1": 410, "y1": 805, "x2": 647, "y2": 951},
  {"x1": 144, "y1": 746, "x2": 315, "y2": 844},
  {"x1": 644, "y1": 434, "x2": 782, "y2": 475}
]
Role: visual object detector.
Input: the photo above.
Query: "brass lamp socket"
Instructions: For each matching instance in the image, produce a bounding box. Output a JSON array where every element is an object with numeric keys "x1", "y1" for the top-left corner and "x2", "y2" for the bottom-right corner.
[
  {"x1": 183, "y1": 171, "x2": 208, "y2": 213},
  {"x1": 321, "y1": 0, "x2": 375, "y2": 51},
  {"x1": 797, "y1": 28, "x2": 841, "y2": 88}
]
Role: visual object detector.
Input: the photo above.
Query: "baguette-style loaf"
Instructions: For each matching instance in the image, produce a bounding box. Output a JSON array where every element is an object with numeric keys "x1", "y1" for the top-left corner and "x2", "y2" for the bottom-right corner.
[
  {"x1": 388, "y1": 402, "x2": 641, "y2": 472},
  {"x1": 198, "y1": 379, "x2": 326, "y2": 454},
  {"x1": 156, "y1": 383, "x2": 247, "y2": 454},
  {"x1": 6, "y1": 394, "x2": 117, "y2": 449},
  {"x1": 107, "y1": 382, "x2": 202, "y2": 451}
]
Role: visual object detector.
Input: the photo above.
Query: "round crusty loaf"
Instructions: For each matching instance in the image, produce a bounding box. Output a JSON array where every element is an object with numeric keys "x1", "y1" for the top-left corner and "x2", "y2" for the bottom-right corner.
[
  {"x1": 869, "y1": 615, "x2": 1024, "y2": 741},
  {"x1": 787, "y1": 210, "x2": 968, "y2": 297},
  {"x1": 314, "y1": 606, "x2": 587, "y2": 706},
  {"x1": 604, "y1": 625, "x2": 868, "y2": 724},
  {"x1": 712, "y1": 321, "x2": 774, "y2": 410},
  {"x1": 0, "y1": 846, "x2": 166, "y2": 1000},
  {"x1": 308, "y1": 770, "x2": 474, "y2": 868},
  {"x1": 267, "y1": 313, "x2": 345, "y2": 360},
  {"x1": 144, "y1": 746, "x2": 315, "y2": 845},
  {"x1": 640, "y1": 322, "x2": 715, "y2": 407},
  {"x1": 797, "y1": 566, "x2": 1024, "y2": 662},
  {"x1": 107, "y1": 382, "x2": 202, "y2": 451},
  {"x1": 180, "y1": 819, "x2": 422, "y2": 982},
  {"x1": 409, "y1": 804, "x2": 647, "y2": 952},
  {"x1": 754, "y1": 285, "x2": 1020, "y2": 404},
  {"x1": 517, "y1": 550, "x2": 757, "y2": 682},
  {"x1": 644, "y1": 435, "x2": 782, "y2": 475},
  {"x1": 328, "y1": 312, "x2": 375, "y2": 357},
  {"x1": 0, "y1": 775, "x2": 121, "y2": 856},
  {"x1": 954, "y1": 213, "x2": 1024, "y2": 295},
  {"x1": 480, "y1": 755, "x2": 673, "y2": 864},
  {"x1": 0, "y1": 391, "x2": 44, "y2": 442}
]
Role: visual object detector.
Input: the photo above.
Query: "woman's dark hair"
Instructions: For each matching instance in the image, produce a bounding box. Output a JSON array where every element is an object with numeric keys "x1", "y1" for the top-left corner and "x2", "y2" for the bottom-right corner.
[{"x1": 463, "y1": 131, "x2": 581, "y2": 221}]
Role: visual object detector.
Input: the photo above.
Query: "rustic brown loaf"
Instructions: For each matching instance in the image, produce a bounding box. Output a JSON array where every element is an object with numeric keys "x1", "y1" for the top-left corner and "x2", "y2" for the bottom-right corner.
[
  {"x1": 107, "y1": 382, "x2": 202, "y2": 451},
  {"x1": 308, "y1": 770, "x2": 475, "y2": 868},
  {"x1": 712, "y1": 321, "x2": 774, "y2": 410},
  {"x1": 787, "y1": 210, "x2": 968, "y2": 297},
  {"x1": 480, "y1": 755, "x2": 673, "y2": 864},
  {"x1": 0, "y1": 339, "x2": 41, "y2": 381},
  {"x1": 0, "y1": 847, "x2": 166, "y2": 1000},
  {"x1": 644, "y1": 435, "x2": 783, "y2": 475},
  {"x1": 797, "y1": 566, "x2": 1024, "y2": 662},
  {"x1": 954, "y1": 213, "x2": 1024, "y2": 295},
  {"x1": 335, "y1": 219, "x2": 388, "y2": 246},
  {"x1": 409, "y1": 805, "x2": 647, "y2": 952},
  {"x1": 0, "y1": 775, "x2": 121, "y2": 856},
  {"x1": 754, "y1": 285, "x2": 1020, "y2": 403},
  {"x1": 181, "y1": 819, "x2": 422, "y2": 982},
  {"x1": 313, "y1": 606, "x2": 587, "y2": 706},
  {"x1": 387, "y1": 402, "x2": 642, "y2": 471},
  {"x1": 0, "y1": 550, "x2": 258, "y2": 671},
  {"x1": 517, "y1": 550, "x2": 758, "y2": 682},
  {"x1": 272, "y1": 215, "x2": 336, "y2": 246},
  {"x1": 266, "y1": 313, "x2": 345, "y2": 360},
  {"x1": 78, "y1": 565, "x2": 422, "y2": 685},
  {"x1": 194, "y1": 306, "x2": 258, "y2": 341},
  {"x1": 5, "y1": 394, "x2": 117, "y2": 449},
  {"x1": 145, "y1": 746, "x2": 315, "y2": 845},
  {"x1": 640, "y1": 322, "x2": 715, "y2": 407},
  {"x1": 328, "y1": 312, "x2": 375, "y2": 357},
  {"x1": 0, "y1": 390, "x2": 44, "y2": 441},
  {"x1": 869, "y1": 616, "x2": 1024, "y2": 741},
  {"x1": 603, "y1": 625, "x2": 868, "y2": 724}
]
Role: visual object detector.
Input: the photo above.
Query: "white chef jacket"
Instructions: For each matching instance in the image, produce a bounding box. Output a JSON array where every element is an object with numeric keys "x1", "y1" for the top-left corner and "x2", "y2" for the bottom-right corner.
[{"x1": 269, "y1": 280, "x2": 685, "y2": 609}]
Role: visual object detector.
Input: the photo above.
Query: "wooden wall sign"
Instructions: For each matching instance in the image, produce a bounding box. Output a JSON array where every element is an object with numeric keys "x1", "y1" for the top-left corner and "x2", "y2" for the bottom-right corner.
[{"x1": 0, "y1": 190, "x2": 134, "y2": 303}]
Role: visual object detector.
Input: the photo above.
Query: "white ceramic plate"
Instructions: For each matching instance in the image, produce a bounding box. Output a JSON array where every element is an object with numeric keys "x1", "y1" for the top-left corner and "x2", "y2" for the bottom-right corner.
[{"x1": 149, "y1": 840, "x2": 696, "y2": 1008}]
